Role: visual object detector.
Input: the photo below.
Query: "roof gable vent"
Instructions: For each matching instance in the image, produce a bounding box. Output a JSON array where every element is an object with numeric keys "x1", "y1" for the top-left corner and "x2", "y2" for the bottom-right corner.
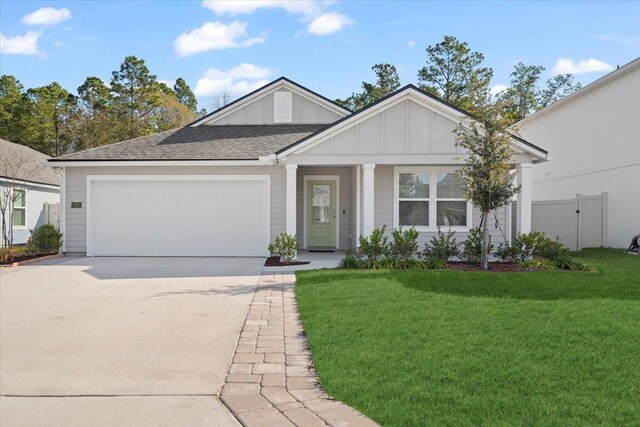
[{"x1": 274, "y1": 91, "x2": 292, "y2": 123}]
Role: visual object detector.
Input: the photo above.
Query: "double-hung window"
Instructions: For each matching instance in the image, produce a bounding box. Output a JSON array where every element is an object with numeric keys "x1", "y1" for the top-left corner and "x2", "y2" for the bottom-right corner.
[
  {"x1": 12, "y1": 189, "x2": 26, "y2": 227},
  {"x1": 394, "y1": 168, "x2": 471, "y2": 231}
]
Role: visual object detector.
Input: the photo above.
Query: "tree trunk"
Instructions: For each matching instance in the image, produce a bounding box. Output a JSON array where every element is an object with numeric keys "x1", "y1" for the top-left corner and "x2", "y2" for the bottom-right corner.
[{"x1": 481, "y1": 210, "x2": 489, "y2": 270}]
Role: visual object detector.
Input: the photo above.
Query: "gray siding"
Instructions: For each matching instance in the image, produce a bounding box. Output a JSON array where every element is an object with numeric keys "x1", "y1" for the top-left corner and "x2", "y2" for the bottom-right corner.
[
  {"x1": 206, "y1": 90, "x2": 341, "y2": 126},
  {"x1": 64, "y1": 166, "x2": 285, "y2": 253},
  {"x1": 296, "y1": 167, "x2": 352, "y2": 249},
  {"x1": 304, "y1": 99, "x2": 463, "y2": 157}
]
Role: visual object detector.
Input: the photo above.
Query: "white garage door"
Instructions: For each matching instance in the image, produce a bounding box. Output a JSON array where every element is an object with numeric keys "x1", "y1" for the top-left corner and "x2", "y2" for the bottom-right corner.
[{"x1": 88, "y1": 176, "x2": 270, "y2": 257}]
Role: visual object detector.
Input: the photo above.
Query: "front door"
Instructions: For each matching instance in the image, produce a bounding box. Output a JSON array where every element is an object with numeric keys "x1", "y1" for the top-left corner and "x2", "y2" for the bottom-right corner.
[{"x1": 306, "y1": 180, "x2": 337, "y2": 248}]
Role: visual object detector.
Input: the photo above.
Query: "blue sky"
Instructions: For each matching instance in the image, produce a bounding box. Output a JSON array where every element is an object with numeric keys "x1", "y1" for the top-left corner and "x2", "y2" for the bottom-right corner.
[{"x1": 1, "y1": 1, "x2": 638, "y2": 111}]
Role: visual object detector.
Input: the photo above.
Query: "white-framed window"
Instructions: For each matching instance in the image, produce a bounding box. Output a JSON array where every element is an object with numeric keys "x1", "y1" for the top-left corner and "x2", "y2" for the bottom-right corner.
[
  {"x1": 394, "y1": 167, "x2": 472, "y2": 232},
  {"x1": 12, "y1": 189, "x2": 26, "y2": 228}
]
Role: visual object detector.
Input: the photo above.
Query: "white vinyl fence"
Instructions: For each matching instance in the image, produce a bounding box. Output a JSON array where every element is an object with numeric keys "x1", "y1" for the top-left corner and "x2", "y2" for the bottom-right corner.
[{"x1": 530, "y1": 193, "x2": 608, "y2": 250}]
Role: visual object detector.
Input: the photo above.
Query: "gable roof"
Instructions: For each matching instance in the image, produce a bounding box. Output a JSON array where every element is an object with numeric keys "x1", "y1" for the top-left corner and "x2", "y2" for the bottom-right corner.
[
  {"x1": 188, "y1": 76, "x2": 352, "y2": 127},
  {"x1": 517, "y1": 56, "x2": 640, "y2": 125},
  {"x1": 0, "y1": 138, "x2": 60, "y2": 186},
  {"x1": 48, "y1": 124, "x2": 327, "y2": 162},
  {"x1": 276, "y1": 84, "x2": 548, "y2": 159}
]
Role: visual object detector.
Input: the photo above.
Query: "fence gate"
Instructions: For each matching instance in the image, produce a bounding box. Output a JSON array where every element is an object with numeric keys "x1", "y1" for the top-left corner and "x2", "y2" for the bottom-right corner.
[{"x1": 531, "y1": 193, "x2": 607, "y2": 250}]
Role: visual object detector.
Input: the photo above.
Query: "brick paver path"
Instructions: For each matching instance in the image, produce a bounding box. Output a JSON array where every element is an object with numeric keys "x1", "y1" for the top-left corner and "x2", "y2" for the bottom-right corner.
[{"x1": 220, "y1": 272, "x2": 378, "y2": 427}]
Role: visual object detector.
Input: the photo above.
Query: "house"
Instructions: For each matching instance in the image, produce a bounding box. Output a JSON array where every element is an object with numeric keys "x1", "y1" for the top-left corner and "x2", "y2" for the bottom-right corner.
[
  {"x1": 518, "y1": 57, "x2": 640, "y2": 248},
  {"x1": 0, "y1": 138, "x2": 60, "y2": 246},
  {"x1": 48, "y1": 77, "x2": 547, "y2": 257}
]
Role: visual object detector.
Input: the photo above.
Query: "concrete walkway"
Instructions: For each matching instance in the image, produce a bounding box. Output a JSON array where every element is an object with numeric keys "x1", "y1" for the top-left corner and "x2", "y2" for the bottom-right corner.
[{"x1": 220, "y1": 271, "x2": 378, "y2": 427}]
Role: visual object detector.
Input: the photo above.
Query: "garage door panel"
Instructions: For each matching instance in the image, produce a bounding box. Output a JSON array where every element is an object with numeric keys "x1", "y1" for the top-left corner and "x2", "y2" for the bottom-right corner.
[{"x1": 90, "y1": 178, "x2": 269, "y2": 256}]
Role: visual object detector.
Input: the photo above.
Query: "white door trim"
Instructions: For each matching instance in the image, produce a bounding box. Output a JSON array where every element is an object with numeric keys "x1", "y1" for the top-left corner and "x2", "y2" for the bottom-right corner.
[
  {"x1": 86, "y1": 174, "x2": 271, "y2": 257},
  {"x1": 303, "y1": 175, "x2": 340, "y2": 250}
]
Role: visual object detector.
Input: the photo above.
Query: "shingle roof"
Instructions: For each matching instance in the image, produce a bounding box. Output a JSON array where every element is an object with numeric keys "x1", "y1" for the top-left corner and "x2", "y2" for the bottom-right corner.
[
  {"x1": 50, "y1": 124, "x2": 328, "y2": 161},
  {"x1": 0, "y1": 138, "x2": 60, "y2": 186}
]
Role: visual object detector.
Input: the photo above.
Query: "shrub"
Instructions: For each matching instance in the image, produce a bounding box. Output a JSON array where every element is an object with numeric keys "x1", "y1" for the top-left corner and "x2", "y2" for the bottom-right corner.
[
  {"x1": 339, "y1": 253, "x2": 360, "y2": 269},
  {"x1": 525, "y1": 257, "x2": 558, "y2": 270},
  {"x1": 422, "y1": 226, "x2": 459, "y2": 262},
  {"x1": 534, "y1": 237, "x2": 569, "y2": 261},
  {"x1": 555, "y1": 254, "x2": 576, "y2": 270},
  {"x1": 269, "y1": 233, "x2": 297, "y2": 264},
  {"x1": 389, "y1": 227, "x2": 419, "y2": 259},
  {"x1": 26, "y1": 225, "x2": 63, "y2": 255},
  {"x1": 1, "y1": 247, "x2": 16, "y2": 263},
  {"x1": 573, "y1": 261, "x2": 596, "y2": 272},
  {"x1": 424, "y1": 256, "x2": 448, "y2": 270},
  {"x1": 460, "y1": 227, "x2": 491, "y2": 264},
  {"x1": 494, "y1": 241, "x2": 521, "y2": 263},
  {"x1": 358, "y1": 226, "x2": 390, "y2": 261}
]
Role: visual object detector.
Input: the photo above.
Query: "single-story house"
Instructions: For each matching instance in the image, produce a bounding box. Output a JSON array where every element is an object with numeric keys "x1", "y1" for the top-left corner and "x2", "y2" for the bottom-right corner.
[
  {"x1": 49, "y1": 77, "x2": 548, "y2": 257},
  {"x1": 1, "y1": 138, "x2": 60, "y2": 246},
  {"x1": 518, "y1": 57, "x2": 639, "y2": 248}
]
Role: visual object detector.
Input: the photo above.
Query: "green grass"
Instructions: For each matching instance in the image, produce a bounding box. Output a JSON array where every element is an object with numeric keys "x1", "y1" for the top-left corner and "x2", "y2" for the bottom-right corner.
[{"x1": 295, "y1": 248, "x2": 640, "y2": 426}]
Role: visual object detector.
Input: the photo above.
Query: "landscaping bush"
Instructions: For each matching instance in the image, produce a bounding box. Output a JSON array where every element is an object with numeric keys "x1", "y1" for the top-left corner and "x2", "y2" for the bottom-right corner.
[
  {"x1": 389, "y1": 227, "x2": 419, "y2": 259},
  {"x1": 494, "y1": 241, "x2": 521, "y2": 263},
  {"x1": 422, "y1": 226, "x2": 459, "y2": 262},
  {"x1": 495, "y1": 232, "x2": 570, "y2": 263},
  {"x1": 534, "y1": 236, "x2": 569, "y2": 261},
  {"x1": 339, "y1": 252, "x2": 360, "y2": 269},
  {"x1": 358, "y1": 226, "x2": 390, "y2": 261},
  {"x1": 26, "y1": 225, "x2": 63, "y2": 255},
  {"x1": 460, "y1": 227, "x2": 491, "y2": 264},
  {"x1": 269, "y1": 233, "x2": 297, "y2": 264},
  {"x1": 423, "y1": 256, "x2": 448, "y2": 270},
  {"x1": 1, "y1": 247, "x2": 16, "y2": 263}
]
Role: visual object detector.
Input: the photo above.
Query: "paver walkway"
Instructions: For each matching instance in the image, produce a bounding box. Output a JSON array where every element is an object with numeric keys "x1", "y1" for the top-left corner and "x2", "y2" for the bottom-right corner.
[{"x1": 220, "y1": 271, "x2": 378, "y2": 427}]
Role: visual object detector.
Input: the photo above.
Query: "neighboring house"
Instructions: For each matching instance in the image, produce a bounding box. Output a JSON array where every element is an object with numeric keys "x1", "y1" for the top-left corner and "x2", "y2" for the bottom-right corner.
[
  {"x1": 49, "y1": 77, "x2": 547, "y2": 257},
  {"x1": 518, "y1": 57, "x2": 640, "y2": 248},
  {"x1": 0, "y1": 139, "x2": 60, "y2": 246}
]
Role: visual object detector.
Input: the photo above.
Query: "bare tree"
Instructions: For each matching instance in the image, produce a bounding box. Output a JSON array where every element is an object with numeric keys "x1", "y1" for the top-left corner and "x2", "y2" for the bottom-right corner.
[
  {"x1": 0, "y1": 146, "x2": 46, "y2": 249},
  {"x1": 212, "y1": 91, "x2": 232, "y2": 111}
]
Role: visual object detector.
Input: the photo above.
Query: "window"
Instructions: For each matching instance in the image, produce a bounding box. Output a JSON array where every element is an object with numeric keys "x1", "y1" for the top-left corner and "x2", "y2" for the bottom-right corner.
[
  {"x1": 395, "y1": 169, "x2": 471, "y2": 231},
  {"x1": 12, "y1": 189, "x2": 26, "y2": 227},
  {"x1": 436, "y1": 173, "x2": 467, "y2": 227},
  {"x1": 398, "y1": 173, "x2": 429, "y2": 227}
]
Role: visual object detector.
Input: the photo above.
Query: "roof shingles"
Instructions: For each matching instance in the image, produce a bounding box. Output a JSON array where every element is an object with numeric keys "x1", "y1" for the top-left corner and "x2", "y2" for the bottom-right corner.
[{"x1": 51, "y1": 124, "x2": 327, "y2": 161}]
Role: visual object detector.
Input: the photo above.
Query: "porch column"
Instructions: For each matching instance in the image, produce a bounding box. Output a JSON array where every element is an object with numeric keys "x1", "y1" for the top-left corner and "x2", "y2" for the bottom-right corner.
[
  {"x1": 516, "y1": 163, "x2": 533, "y2": 234},
  {"x1": 362, "y1": 164, "x2": 375, "y2": 237},
  {"x1": 285, "y1": 164, "x2": 297, "y2": 237}
]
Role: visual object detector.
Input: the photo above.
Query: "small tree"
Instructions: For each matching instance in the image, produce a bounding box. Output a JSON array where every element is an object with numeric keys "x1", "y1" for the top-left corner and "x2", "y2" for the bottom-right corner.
[
  {"x1": 454, "y1": 85, "x2": 520, "y2": 270},
  {"x1": 0, "y1": 145, "x2": 46, "y2": 249}
]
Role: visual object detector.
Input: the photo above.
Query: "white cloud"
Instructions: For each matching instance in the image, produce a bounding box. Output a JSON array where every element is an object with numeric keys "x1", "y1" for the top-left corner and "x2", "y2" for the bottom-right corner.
[
  {"x1": 490, "y1": 84, "x2": 508, "y2": 96},
  {"x1": 552, "y1": 58, "x2": 614, "y2": 75},
  {"x1": 201, "y1": 0, "x2": 352, "y2": 36},
  {"x1": 0, "y1": 31, "x2": 41, "y2": 55},
  {"x1": 307, "y1": 12, "x2": 353, "y2": 35},
  {"x1": 194, "y1": 63, "x2": 273, "y2": 97},
  {"x1": 174, "y1": 21, "x2": 265, "y2": 56},
  {"x1": 407, "y1": 40, "x2": 416, "y2": 48},
  {"x1": 202, "y1": 0, "x2": 322, "y2": 17},
  {"x1": 22, "y1": 7, "x2": 72, "y2": 26}
]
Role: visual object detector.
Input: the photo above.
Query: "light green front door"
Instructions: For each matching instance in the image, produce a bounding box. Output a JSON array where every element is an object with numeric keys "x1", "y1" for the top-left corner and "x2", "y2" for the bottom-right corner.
[{"x1": 306, "y1": 180, "x2": 337, "y2": 248}]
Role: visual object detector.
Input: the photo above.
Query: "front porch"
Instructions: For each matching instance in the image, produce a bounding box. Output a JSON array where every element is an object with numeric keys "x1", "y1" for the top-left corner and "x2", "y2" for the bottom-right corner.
[{"x1": 284, "y1": 163, "x2": 534, "y2": 252}]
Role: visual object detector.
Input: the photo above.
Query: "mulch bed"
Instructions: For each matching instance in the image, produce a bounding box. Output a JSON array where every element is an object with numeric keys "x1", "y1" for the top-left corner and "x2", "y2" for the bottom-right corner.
[
  {"x1": 0, "y1": 252, "x2": 58, "y2": 266},
  {"x1": 264, "y1": 256, "x2": 311, "y2": 267},
  {"x1": 447, "y1": 262, "x2": 539, "y2": 272}
]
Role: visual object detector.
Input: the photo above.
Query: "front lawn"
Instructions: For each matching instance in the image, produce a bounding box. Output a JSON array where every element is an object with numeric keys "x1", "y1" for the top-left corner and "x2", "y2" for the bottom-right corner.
[{"x1": 295, "y1": 248, "x2": 639, "y2": 426}]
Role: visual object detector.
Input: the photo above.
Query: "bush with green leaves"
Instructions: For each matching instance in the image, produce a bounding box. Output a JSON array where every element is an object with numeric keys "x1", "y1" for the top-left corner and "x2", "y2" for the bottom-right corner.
[
  {"x1": 389, "y1": 227, "x2": 419, "y2": 259},
  {"x1": 358, "y1": 226, "x2": 390, "y2": 261},
  {"x1": 460, "y1": 227, "x2": 492, "y2": 264},
  {"x1": 26, "y1": 225, "x2": 63, "y2": 255},
  {"x1": 423, "y1": 256, "x2": 448, "y2": 270},
  {"x1": 495, "y1": 232, "x2": 570, "y2": 263},
  {"x1": 269, "y1": 233, "x2": 297, "y2": 264},
  {"x1": 422, "y1": 226, "x2": 459, "y2": 262}
]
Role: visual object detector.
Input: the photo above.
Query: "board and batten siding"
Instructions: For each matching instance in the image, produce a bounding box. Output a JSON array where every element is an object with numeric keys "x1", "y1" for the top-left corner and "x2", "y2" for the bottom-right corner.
[
  {"x1": 63, "y1": 166, "x2": 285, "y2": 254},
  {"x1": 205, "y1": 90, "x2": 341, "y2": 126},
  {"x1": 300, "y1": 99, "x2": 464, "y2": 157}
]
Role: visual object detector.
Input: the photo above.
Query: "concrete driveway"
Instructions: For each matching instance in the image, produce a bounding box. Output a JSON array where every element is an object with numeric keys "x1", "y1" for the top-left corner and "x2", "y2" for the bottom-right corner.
[{"x1": 0, "y1": 256, "x2": 264, "y2": 426}]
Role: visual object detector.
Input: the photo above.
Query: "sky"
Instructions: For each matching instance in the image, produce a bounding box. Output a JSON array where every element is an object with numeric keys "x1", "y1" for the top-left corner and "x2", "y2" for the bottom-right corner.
[{"x1": 1, "y1": 0, "x2": 639, "y2": 112}]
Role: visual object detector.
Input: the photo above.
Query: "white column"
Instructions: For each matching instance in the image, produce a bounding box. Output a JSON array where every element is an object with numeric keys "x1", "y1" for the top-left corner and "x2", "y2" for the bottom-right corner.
[
  {"x1": 285, "y1": 164, "x2": 297, "y2": 237},
  {"x1": 355, "y1": 165, "x2": 361, "y2": 246},
  {"x1": 516, "y1": 163, "x2": 533, "y2": 234},
  {"x1": 362, "y1": 164, "x2": 375, "y2": 237}
]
